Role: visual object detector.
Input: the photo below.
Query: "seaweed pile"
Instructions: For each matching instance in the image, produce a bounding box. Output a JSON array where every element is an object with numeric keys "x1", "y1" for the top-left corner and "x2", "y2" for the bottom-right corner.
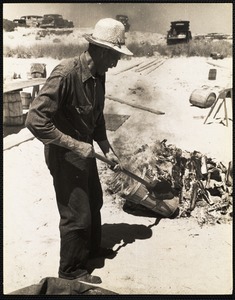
[{"x1": 107, "y1": 140, "x2": 233, "y2": 226}]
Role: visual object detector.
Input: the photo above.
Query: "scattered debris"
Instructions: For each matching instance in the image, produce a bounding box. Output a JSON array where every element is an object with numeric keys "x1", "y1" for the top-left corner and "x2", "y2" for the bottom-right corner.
[{"x1": 106, "y1": 139, "x2": 233, "y2": 225}]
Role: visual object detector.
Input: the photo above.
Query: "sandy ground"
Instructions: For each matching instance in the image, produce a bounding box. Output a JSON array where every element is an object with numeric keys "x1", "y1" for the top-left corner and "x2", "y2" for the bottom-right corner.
[{"x1": 3, "y1": 39, "x2": 233, "y2": 294}]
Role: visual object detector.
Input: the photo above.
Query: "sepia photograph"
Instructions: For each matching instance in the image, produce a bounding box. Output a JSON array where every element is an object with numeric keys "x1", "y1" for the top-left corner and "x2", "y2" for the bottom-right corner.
[{"x1": 3, "y1": 2, "x2": 233, "y2": 295}]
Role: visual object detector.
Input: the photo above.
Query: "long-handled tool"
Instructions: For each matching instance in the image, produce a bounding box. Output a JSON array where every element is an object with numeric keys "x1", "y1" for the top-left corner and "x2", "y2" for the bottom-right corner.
[
  {"x1": 95, "y1": 152, "x2": 179, "y2": 218},
  {"x1": 66, "y1": 151, "x2": 179, "y2": 217},
  {"x1": 95, "y1": 152, "x2": 156, "y2": 190}
]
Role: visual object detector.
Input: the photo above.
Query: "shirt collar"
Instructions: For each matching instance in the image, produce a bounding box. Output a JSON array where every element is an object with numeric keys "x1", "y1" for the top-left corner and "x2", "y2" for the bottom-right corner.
[{"x1": 80, "y1": 51, "x2": 96, "y2": 82}]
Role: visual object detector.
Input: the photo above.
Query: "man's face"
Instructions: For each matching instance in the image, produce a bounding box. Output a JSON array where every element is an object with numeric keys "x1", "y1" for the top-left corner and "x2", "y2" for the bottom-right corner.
[{"x1": 96, "y1": 48, "x2": 121, "y2": 75}]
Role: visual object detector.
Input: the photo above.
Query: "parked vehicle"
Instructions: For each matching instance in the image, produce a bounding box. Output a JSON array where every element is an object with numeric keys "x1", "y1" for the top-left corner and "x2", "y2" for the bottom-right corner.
[
  {"x1": 13, "y1": 15, "x2": 42, "y2": 27},
  {"x1": 13, "y1": 18, "x2": 26, "y2": 27},
  {"x1": 167, "y1": 21, "x2": 192, "y2": 45},
  {"x1": 116, "y1": 15, "x2": 130, "y2": 32},
  {"x1": 40, "y1": 14, "x2": 74, "y2": 28}
]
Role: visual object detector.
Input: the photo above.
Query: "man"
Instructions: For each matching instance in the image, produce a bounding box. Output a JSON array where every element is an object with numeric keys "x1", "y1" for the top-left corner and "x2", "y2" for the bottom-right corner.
[{"x1": 26, "y1": 18, "x2": 133, "y2": 284}]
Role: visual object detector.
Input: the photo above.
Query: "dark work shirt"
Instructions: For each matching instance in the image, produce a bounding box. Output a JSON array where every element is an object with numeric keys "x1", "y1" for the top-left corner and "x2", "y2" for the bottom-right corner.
[{"x1": 26, "y1": 52, "x2": 107, "y2": 150}]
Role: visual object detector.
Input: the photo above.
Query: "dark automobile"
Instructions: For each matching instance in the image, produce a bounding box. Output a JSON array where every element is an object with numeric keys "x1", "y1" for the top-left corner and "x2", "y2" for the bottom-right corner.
[
  {"x1": 116, "y1": 15, "x2": 130, "y2": 32},
  {"x1": 13, "y1": 18, "x2": 26, "y2": 26},
  {"x1": 40, "y1": 14, "x2": 74, "y2": 29},
  {"x1": 167, "y1": 21, "x2": 192, "y2": 45},
  {"x1": 13, "y1": 15, "x2": 43, "y2": 27}
]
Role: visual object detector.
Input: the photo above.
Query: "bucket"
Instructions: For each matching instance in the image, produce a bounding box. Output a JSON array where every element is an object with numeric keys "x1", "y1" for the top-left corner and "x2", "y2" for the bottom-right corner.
[
  {"x1": 20, "y1": 92, "x2": 32, "y2": 109},
  {"x1": 124, "y1": 173, "x2": 179, "y2": 217},
  {"x1": 189, "y1": 87, "x2": 216, "y2": 108},
  {"x1": 3, "y1": 91, "x2": 24, "y2": 126},
  {"x1": 30, "y1": 63, "x2": 47, "y2": 78}
]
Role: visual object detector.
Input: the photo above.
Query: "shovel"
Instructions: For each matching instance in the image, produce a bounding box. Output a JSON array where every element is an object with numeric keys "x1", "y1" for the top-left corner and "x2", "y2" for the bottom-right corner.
[
  {"x1": 95, "y1": 152, "x2": 178, "y2": 217},
  {"x1": 64, "y1": 150, "x2": 154, "y2": 189},
  {"x1": 95, "y1": 152, "x2": 158, "y2": 190}
]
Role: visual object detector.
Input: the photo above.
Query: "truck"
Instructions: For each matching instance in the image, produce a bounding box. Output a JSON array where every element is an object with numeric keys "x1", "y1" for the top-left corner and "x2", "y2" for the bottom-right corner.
[
  {"x1": 116, "y1": 15, "x2": 130, "y2": 32},
  {"x1": 40, "y1": 14, "x2": 74, "y2": 29},
  {"x1": 167, "y1": 21, "x2": 192, "y2": 45}
]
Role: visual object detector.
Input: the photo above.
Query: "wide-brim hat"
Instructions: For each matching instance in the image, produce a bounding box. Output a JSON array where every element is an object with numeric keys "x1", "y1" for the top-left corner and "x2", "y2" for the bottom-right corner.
[{"x1": 83, "y1": 18, "x2": 133, "y2": 56}]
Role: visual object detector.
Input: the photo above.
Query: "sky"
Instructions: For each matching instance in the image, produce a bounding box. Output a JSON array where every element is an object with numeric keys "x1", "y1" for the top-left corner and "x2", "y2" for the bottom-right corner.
[{"x1": 3, "y1": 2, "x2": 233, "y2": 35}]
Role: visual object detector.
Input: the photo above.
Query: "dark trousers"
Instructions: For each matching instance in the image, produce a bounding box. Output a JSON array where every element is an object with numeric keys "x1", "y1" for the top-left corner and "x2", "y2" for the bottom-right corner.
[{"x1": 45, "y1": 145, "x2": 103, "y2": 279}]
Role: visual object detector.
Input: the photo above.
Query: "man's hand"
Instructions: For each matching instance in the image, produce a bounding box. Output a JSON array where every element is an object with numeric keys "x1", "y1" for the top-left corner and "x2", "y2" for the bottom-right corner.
[
  {"x1": 105, "y1": 152, "x2": 122, "y2": 171},
  {"x1": 53, "y1": 134, "x2": 95, "y2": 159},
  {"x1": 73, "y1": 141, "x2": 95, "y2": 158},
  {"x1": 105, "y1": 152, "x2": 119, "y2": 164},
  {"x1": 97, "y1": 139, "x2": 122, "y2": 170}
]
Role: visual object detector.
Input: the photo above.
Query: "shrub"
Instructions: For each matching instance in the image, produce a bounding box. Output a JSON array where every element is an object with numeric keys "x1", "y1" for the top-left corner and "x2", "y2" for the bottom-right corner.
[
  {"x1": 154, "y1": 39, "x2": 232, "y2": 58},
  {"x1": 3, "y1": 19, "x2": 17, "y2": 32},
  {"x1": 3, "y1": 34, "x2": 232, "y2": 60},
  {"x1": 53, "y1": 38, "x2": 61, "y2": 43},
  {"x1": 127, "y1": 41, "x2": 154, "y2": 57},
  {"x1": 4, "y1": 43, "x2": 87, "y2": 60}
]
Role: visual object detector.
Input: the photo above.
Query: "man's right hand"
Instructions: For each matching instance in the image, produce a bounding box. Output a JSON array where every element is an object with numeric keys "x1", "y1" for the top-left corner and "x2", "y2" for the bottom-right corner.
[
  {"x1": 74, "y1": 141, "x2": 95, "y2": 158},
  {"x1": 53, "y1": 134, "x2": 95, "y2": 159}
]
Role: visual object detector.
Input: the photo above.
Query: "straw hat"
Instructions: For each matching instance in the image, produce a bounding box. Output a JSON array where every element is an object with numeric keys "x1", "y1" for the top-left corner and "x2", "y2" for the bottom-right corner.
[{"x1": 84, "y1": 18, "x2": 133, "y2": 56}]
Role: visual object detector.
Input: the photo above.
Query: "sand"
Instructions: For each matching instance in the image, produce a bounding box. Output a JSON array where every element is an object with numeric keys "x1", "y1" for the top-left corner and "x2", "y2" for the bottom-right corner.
[{"x1": 3, "y1": 29, "x2": 233, "y2": 294}]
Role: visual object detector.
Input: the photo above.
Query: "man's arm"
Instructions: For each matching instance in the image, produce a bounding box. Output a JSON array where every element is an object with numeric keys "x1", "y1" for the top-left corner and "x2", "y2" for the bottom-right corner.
[{"x1": 25, "y1": 73, "x2": 94, "y2": 158}]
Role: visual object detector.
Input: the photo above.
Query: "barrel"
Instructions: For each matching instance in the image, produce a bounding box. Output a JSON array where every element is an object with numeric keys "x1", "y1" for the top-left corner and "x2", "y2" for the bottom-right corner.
[
  {"x1": 124, "y1": 179, "x2": 179, "y2": 218},
  {"x1": 20, "y1": 92, "x2": 32, "y2": 109},
  {"x1": 189, "y1": 87, "x2": 216, "y2": 108},
  {"x1": 3, "y1": 91, "x2": 24, "y2": 126}
]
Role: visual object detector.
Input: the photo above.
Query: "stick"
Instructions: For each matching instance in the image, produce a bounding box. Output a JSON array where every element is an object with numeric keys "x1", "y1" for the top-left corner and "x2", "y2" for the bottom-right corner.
[
  {"x1": 144, "y1": 60, "x2": 166, "y2": 75},
  {"x1": 113, "y1": 60, "x2": 146, "y2": 75},
  {"x1": 106, "y1": 95, "x2": 165, "y2": 115},
  {"x1": 206, "y1": 61, "x2": 231, "y2": 69},
  {"x1": 134, "y1": 58, "x2": 157, "y2": 69},
  {"x1": 135, "y1": 58, "x2": 160, "y2": 72},
  {"x1": 94, "y1": 152, "x2": 154, "y2": 189},
  {"x1": 204, "y1": 97, "x2": 219, "y2": 124}
]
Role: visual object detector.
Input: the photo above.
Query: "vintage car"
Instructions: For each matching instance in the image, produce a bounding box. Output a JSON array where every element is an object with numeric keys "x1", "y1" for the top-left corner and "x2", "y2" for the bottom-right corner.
[
  {"x1": 40, "y1": 14, "x2": 74, "y2": 29},
  {"x1": 13, "y1": 15, "x2": 42, "y2": 27},
  {"x1": 116, "y1": 15, "x2": 130, "y2": 32},
  {"x1": 13, "y1": 18, "x2": 26, "y2": 26},
  {"x1": 167, "y1": 21, "x2": 192, "y2": 45}
]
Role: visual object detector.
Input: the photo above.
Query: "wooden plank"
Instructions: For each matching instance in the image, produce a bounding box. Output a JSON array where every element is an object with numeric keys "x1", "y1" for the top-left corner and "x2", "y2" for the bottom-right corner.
[
  {"x1": 113, "y1": 59, "x2": 146, "y2": 75},
  {"x1": 106, "y1": 95, "x2": 165, "y2": 115},
  {"x1": 135, "y1": 58, "x2": 160, "y2": 72},
  {"x1": 144, "y1": 59, "x2": 166, "y2": 75},
  {"x1": 3, "y1": 128, "x2": 35, "y2": 151},
  {"x1": 4, "y1": 78, "x2": 46, "y2": 93},
  {"x1": 206, "y1": 61, "x2": 231, "y2": 70}
]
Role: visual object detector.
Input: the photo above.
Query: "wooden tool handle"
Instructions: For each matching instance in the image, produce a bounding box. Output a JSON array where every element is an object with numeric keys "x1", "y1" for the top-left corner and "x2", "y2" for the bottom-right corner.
[
  {"x1": 94, "y1": 152, "x2": 154, "y2": 189},
  {"x1": 94, "y1": 152, "x2": 117, "y2": 167}
]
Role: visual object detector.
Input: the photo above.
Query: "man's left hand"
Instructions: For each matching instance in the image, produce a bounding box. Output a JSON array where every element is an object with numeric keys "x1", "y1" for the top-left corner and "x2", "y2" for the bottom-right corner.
[{"x1": 105, "y1": 152, "x2": 122, "y2": 171}]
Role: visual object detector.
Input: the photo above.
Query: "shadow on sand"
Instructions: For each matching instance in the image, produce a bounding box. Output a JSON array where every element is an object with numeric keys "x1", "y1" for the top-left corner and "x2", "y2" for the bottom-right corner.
[{"x1": 86, "y1": 221, "x2": 161, "y2": 272}]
